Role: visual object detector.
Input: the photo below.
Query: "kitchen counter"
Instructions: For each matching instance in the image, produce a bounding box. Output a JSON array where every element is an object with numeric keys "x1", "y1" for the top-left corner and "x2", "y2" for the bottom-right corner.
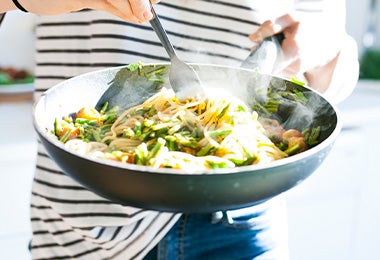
[{"x1": 0, "y1": 84, "x2": 34, "y2": 103}]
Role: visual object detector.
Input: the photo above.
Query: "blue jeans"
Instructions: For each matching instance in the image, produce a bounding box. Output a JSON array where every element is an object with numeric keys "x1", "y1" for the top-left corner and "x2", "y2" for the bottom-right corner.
[{"x1": 144, "y1": 197, "x2": 289, "y2": 260}]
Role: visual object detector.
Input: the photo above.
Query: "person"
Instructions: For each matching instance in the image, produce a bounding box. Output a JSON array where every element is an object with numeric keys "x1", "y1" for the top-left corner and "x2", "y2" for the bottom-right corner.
[{"x1": 1, "y1": 0, "x2": 359, "y2": 259}]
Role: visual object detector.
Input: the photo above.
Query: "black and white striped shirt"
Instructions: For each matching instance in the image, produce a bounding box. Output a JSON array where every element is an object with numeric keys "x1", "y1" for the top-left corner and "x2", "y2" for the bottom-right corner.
[{"x1": 30, "y1": 0, "x2": 356, "y2": 259}]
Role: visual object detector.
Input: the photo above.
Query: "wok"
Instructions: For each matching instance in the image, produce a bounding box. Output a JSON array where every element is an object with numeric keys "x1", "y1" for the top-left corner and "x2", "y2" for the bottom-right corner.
[{"x1": 33, "y1": 63, "x2": 341, "y2": 213}]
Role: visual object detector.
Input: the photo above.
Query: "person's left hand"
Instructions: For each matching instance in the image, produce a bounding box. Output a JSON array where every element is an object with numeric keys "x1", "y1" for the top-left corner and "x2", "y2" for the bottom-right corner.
[{"x1": 2, "y1": 0, "x2": 160, "y2": 24}]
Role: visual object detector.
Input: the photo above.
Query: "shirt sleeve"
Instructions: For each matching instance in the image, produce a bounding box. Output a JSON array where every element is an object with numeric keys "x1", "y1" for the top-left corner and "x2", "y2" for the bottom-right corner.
[
  {"x1": 323, "y1": 33, "x2": 359, "y2": 104},
  {"x1": 294, "y1": 0, "x2": 359, "y2": 104}
]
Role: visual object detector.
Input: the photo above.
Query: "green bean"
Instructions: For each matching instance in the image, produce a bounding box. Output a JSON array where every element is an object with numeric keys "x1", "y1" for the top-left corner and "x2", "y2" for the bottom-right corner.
[
  {"x1": 206, "y1": 160, "x2": 230, "y2": 169},
  {"x1": 54, "y1": 118, "x2": 60, "y2": 136},
  {"x1": 59, "y1": 130, "x2": 71, "y2": 143},
  {"x1": 168, "y1": 124, "x2": 182, "y2": 135},
  {"x1": 135, "y1": 143, "x2": 148, "y2": 165},
  {"x1": 75, "y1": 118, "x2": 98, "y2": 125},
  {"x1": 197, "y1": 143, "x2": 213, "y2": 156},
  {"x1": 91, "y1": 129, "x2": 102, "y2": 142},
  {"x1": 135, "y1": 122, "x2": 142, "y2": 136},
  {"x1": 147, "y1": 138, "x2": 166, "y2": 160},
  {"x1": 284, "y1": 144, "x2": 301, "y2": 155},
  {"x1": 217, "y1": 104, "x2": 230, "y2": 119},
  {"x1": 100, "y1": 102, "x2": 109, "y2": 114},
  {"x1": 208, "y1": 129, "x2": 232, "y2": 138}
]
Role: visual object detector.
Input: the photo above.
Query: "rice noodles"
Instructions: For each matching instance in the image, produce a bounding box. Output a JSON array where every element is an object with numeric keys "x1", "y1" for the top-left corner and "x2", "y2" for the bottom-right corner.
[{"x1": 59, "y1": 88, "x2": 288, "y2": 171}]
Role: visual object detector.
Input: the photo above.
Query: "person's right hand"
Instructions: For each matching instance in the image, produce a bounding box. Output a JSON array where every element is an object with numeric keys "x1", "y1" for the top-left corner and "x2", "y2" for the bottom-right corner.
[
  {"x1": 248, "y1": 13, "x2": 342, "y2": 93},
  {"x1": 2, "y1": 0, "x2": 160, "y2": 24},
  {"x1": 248, "y1": 14, "x2": 302, "y2": 78}
]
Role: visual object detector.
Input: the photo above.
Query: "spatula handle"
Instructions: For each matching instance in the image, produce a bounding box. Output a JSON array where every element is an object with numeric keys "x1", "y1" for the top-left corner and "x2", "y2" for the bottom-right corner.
[
  {"x1": 241, "y1": 33, "x2": 284, "y2": 74},
  {"x1": 149, "y1": 6, "x2": 177, "y2": 59}
]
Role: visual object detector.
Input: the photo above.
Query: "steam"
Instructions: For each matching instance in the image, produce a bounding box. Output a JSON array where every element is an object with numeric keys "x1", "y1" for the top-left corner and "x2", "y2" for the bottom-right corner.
[
  {"x1": 171, "y1": 36, "x2": 335, "y2": 135},
  {"x1": 190, "y1": 64, "x2": 335, "y2": 138}
]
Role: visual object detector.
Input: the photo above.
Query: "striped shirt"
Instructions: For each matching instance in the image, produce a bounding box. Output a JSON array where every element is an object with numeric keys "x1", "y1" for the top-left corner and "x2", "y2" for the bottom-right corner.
[{"x1": 31, "y1": 0, "x2": 355, "y2": 259}]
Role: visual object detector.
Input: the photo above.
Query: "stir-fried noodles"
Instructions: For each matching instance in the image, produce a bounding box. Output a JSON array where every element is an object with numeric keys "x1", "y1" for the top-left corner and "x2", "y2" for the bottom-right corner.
[{"x1": 53, "y1": 87, "x2": 314, "y2": 171}]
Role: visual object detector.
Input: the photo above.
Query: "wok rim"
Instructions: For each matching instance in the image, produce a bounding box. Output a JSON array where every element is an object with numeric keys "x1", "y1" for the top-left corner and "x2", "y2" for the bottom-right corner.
[{"x1": 32, "y1": 63, "x2": 342, "y2": 177}]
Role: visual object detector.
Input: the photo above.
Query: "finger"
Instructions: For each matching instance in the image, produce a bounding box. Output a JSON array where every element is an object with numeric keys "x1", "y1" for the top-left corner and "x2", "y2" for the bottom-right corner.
[
  {"x1": 281, "y1": 32, "x2": 299, "y2": 59},
  {"x1": 249, "y1": 20, "x2": 279, "y2": 43},
  {"x1": 249, "y1": 14, "x2": 297, "y2": 42},
  {"x1": 282, "y1": 20, "x2": 299, "y2": 42},
  {"x1": 129, "y1": 0, "x2": 153, "y2": 22},
  {"x1": 279, "y1": 58, "x2": 302, "y2": 78},
  {"x1": 274, "y1": 35, "x2": 300, "y2": 75},
  {"x1": 90, "y1": 0, "x2": 140, "y2": 23}
]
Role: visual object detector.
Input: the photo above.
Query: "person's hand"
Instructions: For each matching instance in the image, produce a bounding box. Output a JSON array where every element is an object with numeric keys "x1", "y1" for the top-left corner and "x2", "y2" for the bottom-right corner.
[
  {"x1": 2, "y1": 0, "x2": 160, "y2": 24},
  {"x1": 248, "y1": 13, "x2": 341, "y2": 93},
  {"x1": 248, "y1": 14, "x2": 302, "y2": 78}
]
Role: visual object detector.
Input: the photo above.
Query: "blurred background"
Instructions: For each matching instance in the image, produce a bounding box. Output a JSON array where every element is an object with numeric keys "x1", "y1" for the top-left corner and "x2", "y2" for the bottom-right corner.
[{"x1": 0, "y1": 0, "x2": 379, "y2": 259}]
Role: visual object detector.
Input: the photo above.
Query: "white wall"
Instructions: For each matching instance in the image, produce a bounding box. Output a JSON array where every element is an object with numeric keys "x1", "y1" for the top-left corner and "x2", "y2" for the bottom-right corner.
[
  {"x1": 346, "y1": 0, "x2": 379, "y2": 55},
  {"x1": 0, "y1": 11, "x2": 37, "y2": 73}
]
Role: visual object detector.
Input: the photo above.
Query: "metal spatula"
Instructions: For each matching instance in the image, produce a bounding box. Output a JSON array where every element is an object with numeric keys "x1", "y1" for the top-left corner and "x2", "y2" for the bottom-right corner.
[
  {"x1": 95, "y1": 29, "x2": 283, "y2": 112},
  {"x1": 149, "y1": 6, "x2": 205, "y2": 101}
]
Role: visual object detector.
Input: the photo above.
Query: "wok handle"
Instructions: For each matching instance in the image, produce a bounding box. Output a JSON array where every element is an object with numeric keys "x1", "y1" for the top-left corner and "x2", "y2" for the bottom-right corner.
[{"x1": 240, "y1": 33, "x2": 285, "y2": 74}]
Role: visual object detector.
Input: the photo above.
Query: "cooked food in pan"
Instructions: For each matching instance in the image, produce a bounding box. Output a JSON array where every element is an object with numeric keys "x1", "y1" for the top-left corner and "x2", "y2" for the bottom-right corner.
[
  {"x1": 34, "y1": 64, "x2": 337, "y2": 211},
  {"x1": 53, "y1": 86, "x2": 320, "y2": 171}
]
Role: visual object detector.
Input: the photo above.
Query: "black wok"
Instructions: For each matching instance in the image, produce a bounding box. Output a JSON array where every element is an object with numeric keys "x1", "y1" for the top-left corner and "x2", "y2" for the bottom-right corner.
[{"x1": 33, "y1": 63, "x2": 341, "y2": 213}]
